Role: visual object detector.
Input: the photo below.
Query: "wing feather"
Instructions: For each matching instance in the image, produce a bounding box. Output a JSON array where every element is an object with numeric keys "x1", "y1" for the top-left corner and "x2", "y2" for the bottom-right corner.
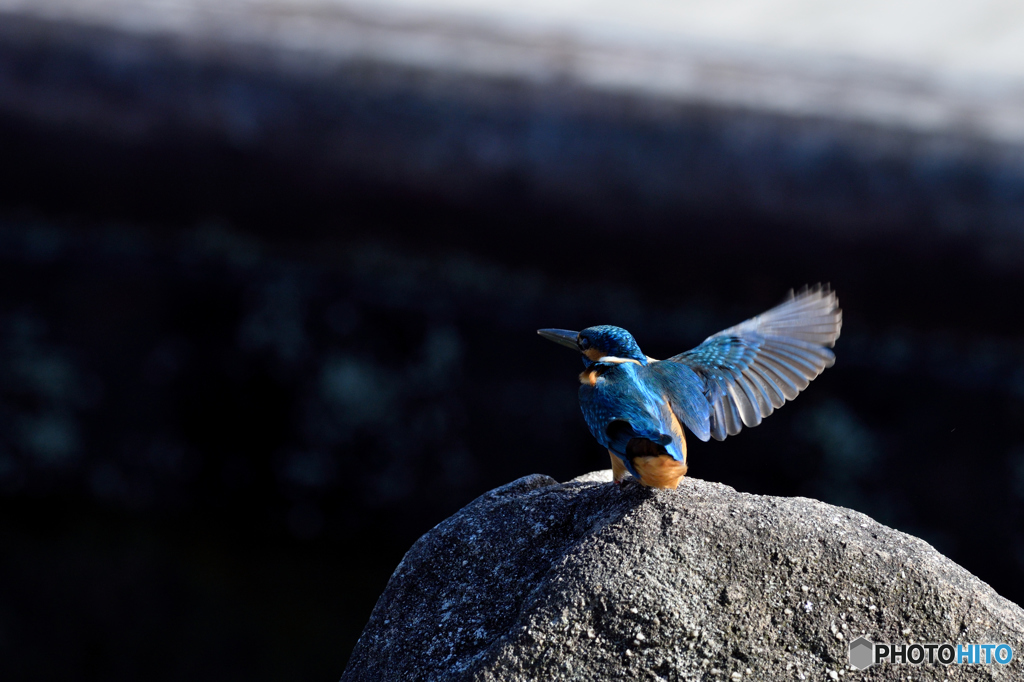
[
  {"x1": 760, "y1": 342, "x2": 827, "y2": 376},
  {"x1": 756, "y1": 354, "x2": 808, "y2": 395},
  {"x1": 663, "y1": 284, "x2": 841, "y2": 441},
  {"x1": 729, "y1": 377, "x2": 762, "y2": 427},
  {"x1": 747, "y1": 363, "x2": 789, "y2": 408},
  {"x1": 710, "y1": 400, "x2": 727, "y2": 441},
  {"x1": 741, "y1": 370, "x2": 773, "y2": 419},
  {"x1": 721, "y1": 390, "x2": 743, "y2": 437}
]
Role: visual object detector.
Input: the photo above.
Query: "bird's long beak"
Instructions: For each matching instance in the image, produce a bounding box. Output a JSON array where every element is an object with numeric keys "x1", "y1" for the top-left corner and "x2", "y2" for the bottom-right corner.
[{"x1": 537, "y1": 328, "x2": 579, "y2": 350}]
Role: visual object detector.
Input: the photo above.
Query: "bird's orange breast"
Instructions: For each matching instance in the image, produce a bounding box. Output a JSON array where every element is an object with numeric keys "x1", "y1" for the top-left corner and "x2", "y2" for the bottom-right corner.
[{"x1": 632, "y1": 455, "x2": 688, "y2": 489}]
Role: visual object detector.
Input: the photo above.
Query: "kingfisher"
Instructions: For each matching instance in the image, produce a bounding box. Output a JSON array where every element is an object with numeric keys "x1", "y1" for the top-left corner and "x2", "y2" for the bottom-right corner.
[{"x1": 539, "y1": 285, "x2": 842, "y2": 489}]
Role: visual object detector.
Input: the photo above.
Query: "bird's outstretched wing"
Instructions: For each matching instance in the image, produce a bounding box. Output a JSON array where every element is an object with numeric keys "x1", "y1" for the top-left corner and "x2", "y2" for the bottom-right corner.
[{"x1": 663, "y1": 285, "x2": 842, "y2": 441}]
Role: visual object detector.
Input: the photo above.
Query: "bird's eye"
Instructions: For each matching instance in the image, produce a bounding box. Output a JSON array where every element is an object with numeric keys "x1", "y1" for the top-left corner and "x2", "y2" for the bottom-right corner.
[{"x1": 578, "y1": 337, "x2": 590, "y2": 350}]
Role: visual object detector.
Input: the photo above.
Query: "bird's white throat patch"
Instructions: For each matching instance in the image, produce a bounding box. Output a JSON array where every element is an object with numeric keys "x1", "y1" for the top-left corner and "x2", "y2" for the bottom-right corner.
[{"x1": 598, "y1": 356, "x2": 643, "y2": 365}]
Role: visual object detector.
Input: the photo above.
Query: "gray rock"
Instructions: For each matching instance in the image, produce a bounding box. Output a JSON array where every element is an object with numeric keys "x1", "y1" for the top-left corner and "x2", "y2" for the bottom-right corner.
[{"x1": 342, "y1": 472, "x2": 1024, "y2": 681}]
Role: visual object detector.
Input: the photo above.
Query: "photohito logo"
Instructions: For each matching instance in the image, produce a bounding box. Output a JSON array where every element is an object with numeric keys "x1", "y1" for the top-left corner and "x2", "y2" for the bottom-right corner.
[{"x1": 848, "y1": 636, "x2": 1014, "y2": 671}]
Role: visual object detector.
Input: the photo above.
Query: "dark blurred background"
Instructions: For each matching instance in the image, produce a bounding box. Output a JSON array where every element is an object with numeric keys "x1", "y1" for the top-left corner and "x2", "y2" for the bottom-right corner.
[{"x1": 3, "y1": 1, "x2": 1024, "y2": 680}]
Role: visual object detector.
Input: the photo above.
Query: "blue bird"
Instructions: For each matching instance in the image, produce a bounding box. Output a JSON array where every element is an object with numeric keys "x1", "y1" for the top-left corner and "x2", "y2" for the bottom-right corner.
[{"x1": 538, "y1": 285, "x2": 842, "y2": 489}]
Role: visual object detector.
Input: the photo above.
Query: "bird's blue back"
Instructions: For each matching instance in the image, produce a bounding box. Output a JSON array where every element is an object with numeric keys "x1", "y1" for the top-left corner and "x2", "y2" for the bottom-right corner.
[{"x1": 579, "y1": 361, "x2": 707, "y2": 475}]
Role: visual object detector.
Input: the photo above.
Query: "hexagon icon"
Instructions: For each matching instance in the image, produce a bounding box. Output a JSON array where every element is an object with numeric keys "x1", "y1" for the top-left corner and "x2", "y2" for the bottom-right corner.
[{"x1": 849, "y1": 636, "x2": 875, "y2": 670}]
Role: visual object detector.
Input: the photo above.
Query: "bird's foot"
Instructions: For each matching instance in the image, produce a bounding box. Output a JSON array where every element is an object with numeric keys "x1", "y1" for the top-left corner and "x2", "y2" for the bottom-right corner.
[{"x1": 613, "y1": 475, "x2": 641, "y2": 490}]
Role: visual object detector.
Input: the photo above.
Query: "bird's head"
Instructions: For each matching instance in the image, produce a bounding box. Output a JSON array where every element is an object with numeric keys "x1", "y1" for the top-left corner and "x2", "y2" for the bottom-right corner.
[{"x1": 537, "y1": 325, "x2": 647, "y2": 367}]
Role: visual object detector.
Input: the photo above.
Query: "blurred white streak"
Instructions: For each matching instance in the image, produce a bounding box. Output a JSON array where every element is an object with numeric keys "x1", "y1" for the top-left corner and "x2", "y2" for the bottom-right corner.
[{"x1": 1, "y1": 0, "x2": 1024, "y2": 142}]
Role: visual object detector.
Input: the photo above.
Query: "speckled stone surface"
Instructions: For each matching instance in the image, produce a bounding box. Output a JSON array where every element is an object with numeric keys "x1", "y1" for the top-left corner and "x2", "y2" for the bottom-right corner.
[{"x1": 343, "y1": 471, "x2": 1024, "y2": 681}]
